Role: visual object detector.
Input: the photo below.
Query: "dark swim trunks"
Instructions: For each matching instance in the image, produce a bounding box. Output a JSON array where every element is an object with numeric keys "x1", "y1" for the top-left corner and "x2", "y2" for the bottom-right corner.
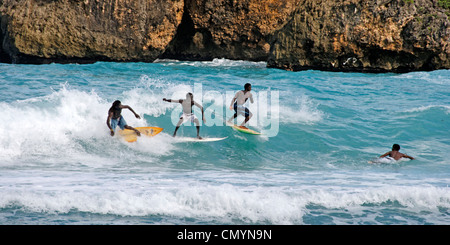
[{"x1": 234, "y1": 103, "x2": 250, "y2": 117}]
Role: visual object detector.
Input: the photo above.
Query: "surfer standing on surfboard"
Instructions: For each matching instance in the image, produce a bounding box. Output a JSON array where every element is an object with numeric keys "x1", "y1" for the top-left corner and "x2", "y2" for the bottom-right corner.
[
  {"x1": 163, "y1": 93, "x2": 206, "y2": 139},
  {"x1": 228, "y1": 83, "x2": 254, "y2": 129},
  {"x1": 107, "y1": 100, "x2": 141, "y2": 137}
]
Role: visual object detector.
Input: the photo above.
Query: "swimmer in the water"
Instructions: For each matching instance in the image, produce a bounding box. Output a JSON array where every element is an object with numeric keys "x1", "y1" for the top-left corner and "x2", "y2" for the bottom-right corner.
[{"x1": 379, "y1": 144, "x2": 415, "y2": 160}]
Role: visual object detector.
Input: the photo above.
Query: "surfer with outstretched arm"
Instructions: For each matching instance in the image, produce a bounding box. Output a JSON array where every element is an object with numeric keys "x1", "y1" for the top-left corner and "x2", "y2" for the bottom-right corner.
[
  {"x1": 228, "y1": 83, "x2": 254, "y2": 128},
  {"x1": 163, "y1": 93, "x2": 206, "y2": 139},
  {"x1": 379, "y1": 144, "x2": 415, "y2": 160},
  {"x1": 107, "y1": 100, "x2": 141, "y2": 137}
]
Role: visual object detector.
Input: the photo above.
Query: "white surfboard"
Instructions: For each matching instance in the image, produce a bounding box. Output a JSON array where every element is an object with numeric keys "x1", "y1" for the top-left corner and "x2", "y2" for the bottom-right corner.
[
  {"x1": 177, "y1": 136, "x2": 228, "y2": 142},
  {"x1": 368, "y1": 156, "x2": 410, "y2": 164}
]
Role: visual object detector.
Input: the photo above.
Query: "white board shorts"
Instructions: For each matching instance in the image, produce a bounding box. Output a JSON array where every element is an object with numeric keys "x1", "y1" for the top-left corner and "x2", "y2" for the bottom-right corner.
[{"x1": 180, "y1": 112, "x2": 197, "y2": 123}]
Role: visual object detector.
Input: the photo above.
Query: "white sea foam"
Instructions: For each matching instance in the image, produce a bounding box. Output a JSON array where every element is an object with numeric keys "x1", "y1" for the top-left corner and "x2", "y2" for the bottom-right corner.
[
  {"x1": 156, "y1": 58, "x2": 267, "y2": 68},
  {"x1": 0, "y1": 85, "x2": 105, "y2": 160},
  {"x1": 0, "y1": 84, "x2": 176, "y2": 164},
  {"x1": 130, "y1": 75, "x2": 194, "y2": 118},
  {"x1": 278, "y1": 95, "x2": 324, "y2": 124},
  {"x1": 200, "y1": 58, "x2": 267, "y2": 68},
  {"x1": 403, "y1": 105, "x2": 450, "y2": 114},
  {"x1": 1, "y1": 172, "x2": 449, "y2": 224}
]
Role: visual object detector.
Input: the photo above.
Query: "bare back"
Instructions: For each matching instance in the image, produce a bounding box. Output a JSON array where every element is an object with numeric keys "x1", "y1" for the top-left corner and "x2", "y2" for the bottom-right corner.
[
  {"x1": 389, "y1": 151, "x2": 405, "y2": 160},
  {"x1": 381, "y1": 150, "x2": 414, "y2": 160}
]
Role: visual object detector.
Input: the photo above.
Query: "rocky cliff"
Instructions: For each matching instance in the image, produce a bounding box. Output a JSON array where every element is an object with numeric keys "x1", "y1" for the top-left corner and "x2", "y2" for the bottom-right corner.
[
  {"x1": 1, "y1": 0, "x2": 449, "y2": 72},
  {"x1": 268, "y1": 0, "x2": 450, "y2": 72},
  {"x1": 161, "y1": 0, "x2": 300, "y2": 61},
  {"x1": 0, "y1": 0, "x2": 184, "y2": 63}
]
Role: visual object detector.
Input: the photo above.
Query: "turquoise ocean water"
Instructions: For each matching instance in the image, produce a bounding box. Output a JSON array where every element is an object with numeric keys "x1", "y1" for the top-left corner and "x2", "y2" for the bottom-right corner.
[{"x1": 0, "y1": 59, "x2": 449, "y2": 225}]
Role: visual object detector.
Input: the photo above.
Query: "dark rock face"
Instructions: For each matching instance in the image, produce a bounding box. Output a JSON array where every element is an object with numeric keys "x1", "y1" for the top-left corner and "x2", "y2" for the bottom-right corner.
[
  {"x1": 0, "y1": 0, "x2": 184, "y2": 64},
  {"x1": 267, "y1": 0, "x2": 450, "y2": 72},
  {"x1": 0, "y1": 0, "x2": 296, "y2": 64},
  {"x1": 161, "y1": 0, "x2": 300, "y2": 61},
  {"x1": 1, "y1": 0, "x2": 449, "y2": 72}
]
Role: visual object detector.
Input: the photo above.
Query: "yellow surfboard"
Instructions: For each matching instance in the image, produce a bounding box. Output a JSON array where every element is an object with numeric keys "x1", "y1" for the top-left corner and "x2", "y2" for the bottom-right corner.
[
  {"x1": 230, "y1": 124, "x2": 261, "y2": 135},
  {"x1": 118, "y1": 127, "x2": 163, "y2": 142}
]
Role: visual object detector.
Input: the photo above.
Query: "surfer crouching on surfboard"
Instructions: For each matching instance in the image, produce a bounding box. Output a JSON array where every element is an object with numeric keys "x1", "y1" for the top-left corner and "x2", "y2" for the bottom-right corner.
[
  {"x1": 228, "y1": 83, "x2": 254, "y2": 129},
  {"x1": 107, "y1": 100, "x2": 141, "y2": 137},
  {"x1": 163, "y1": 93, "x2": 206, "y2": 139}
]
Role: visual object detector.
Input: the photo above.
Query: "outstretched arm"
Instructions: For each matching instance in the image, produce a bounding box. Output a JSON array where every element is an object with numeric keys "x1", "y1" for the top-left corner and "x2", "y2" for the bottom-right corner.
[
  {"x1": 121, "y1": 105, "x2": 141, "y2": 119},
  {"x1": 379, "y1": 151, "x2": 391, "y2": 158},
  {"x1": 163, "y1": 98, "x2": 182, "y2": 103},
  {"x1": 402, "y1": 153, "x2": 415, "y2": 160}
]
